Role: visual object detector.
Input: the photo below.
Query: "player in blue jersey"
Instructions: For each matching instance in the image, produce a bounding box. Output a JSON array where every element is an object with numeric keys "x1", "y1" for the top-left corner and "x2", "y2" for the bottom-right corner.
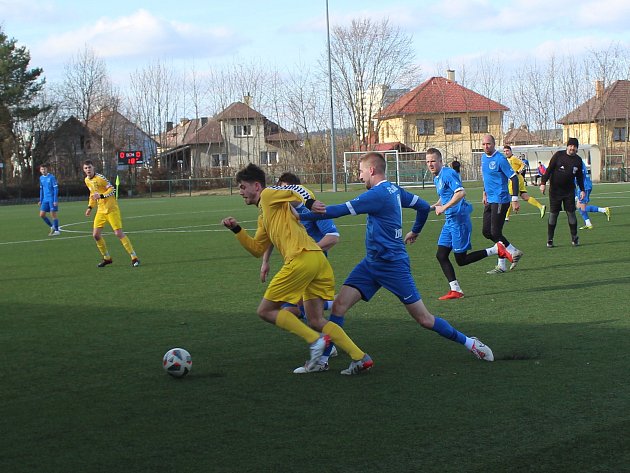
[
  {"x1": 576, "y1": 159, "x2": 611, "y2": 229},
  {"x1": 481, "y1": 135, "x2": 523, "y2": 273},
  {"x1": 261, "y1": 172, "x2": 339, "y2": 319},
  {"x1": 426, "y1": 148, "x2": 513, "y2": 300},
  {"x1": 299, "y1": 152, "x2": 495, "y2": 373},
  {"x1": 38, "y1": 163, "x2": 60, "y2": 236}
]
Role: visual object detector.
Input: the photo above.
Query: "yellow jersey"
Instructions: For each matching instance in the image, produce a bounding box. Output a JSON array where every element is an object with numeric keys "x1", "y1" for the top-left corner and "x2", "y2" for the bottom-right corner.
[
  {"x1": 508, "y1": 156, "x2": 525, "y2": 174},
  {"x1": 84, "y1": 173, "x2": 119, "y2": 213},
  {"x1": 235, "y1": 186, "x2": 321, "y2": 263}
]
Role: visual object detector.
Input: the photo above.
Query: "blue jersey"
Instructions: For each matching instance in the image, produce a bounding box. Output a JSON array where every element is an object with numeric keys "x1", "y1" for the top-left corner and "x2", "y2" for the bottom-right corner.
[
  {"x1": 39, "y1": 174, "x2": 59, "y2": 202},
  {"x1": 482, "y1": 151, "x2": 515, "y2": 204},
  {"x1": 295, "y1": 203, "x2": 339, "y2": 243},
  {"x1": 300, "y1": 180, "x2": 430, "y2": 262},
  {"x1": 434, "y1": 167, "x2": 468, "y2": 217},
  {"x1": 577, "y1": 160, "x2": 592, "y2": 191}
]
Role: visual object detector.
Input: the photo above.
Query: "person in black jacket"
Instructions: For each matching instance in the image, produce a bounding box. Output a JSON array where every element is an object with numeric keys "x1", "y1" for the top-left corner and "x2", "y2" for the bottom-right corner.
[{"x1": 540, "y1": 138, "x2": 585, "y2": 247}]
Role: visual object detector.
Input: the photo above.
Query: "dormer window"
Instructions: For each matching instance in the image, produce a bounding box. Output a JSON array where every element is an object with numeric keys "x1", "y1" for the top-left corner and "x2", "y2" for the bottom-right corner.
[{"x1": 234, "y1": 125, "x2": 252, "y2": 137}]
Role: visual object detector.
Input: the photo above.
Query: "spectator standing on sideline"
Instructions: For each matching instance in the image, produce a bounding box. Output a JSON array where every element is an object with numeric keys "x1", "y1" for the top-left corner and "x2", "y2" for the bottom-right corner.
[
  {"x1": 38, "y1": 163, "x2": 60, "y2": 236},
  {"x1": 540, "y1": 138, "x2": 585, "y2": 247},
  {"x1": 480, "y1": 135, "x2": 524, "y2": 274},
  {"x1": 426, "y1": 148, "x2": 513, "y2": 300}
]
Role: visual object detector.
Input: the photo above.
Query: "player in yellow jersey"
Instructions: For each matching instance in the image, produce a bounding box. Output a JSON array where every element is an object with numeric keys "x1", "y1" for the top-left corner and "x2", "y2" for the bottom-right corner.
[
  {"x1": 221, "y1": 163, "x2": 372, "y2": 375},
  {"x1": 503, "y1": 145, "x2": 546, "y2": 221},
  {"x1": 82, "y1": 160, "x2": 140, "y2": 268}
]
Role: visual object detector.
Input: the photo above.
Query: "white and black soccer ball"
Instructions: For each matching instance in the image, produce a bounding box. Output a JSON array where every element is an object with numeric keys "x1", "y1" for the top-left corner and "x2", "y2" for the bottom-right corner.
[{"x1": 163, "y1": 348, "x2": 192, "y2": 378}]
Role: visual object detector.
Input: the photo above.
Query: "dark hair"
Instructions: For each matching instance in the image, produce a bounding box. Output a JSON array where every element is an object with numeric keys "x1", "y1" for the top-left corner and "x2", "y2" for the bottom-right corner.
[
  {"x1": 235, "y1": 163, "x2": 266, "y2": 187},
  {"x1": 83, "y1": 160, "x2": 94, "y2": 166},
  {"x1": 503, "y1": 145, "x2": 512, "y2": 151},
  {"x1": 451, "y1": 159, "x2": 461, "y2": 173},
  {"x1": 426, "y1": 148, "x2": 442, "y2": 160},
  {"x1": 277, "y1": 172, "x2": 301, "y2": 185},
  {"x1": 567, "y1": 137, "x2": 579, "y2": 148}
]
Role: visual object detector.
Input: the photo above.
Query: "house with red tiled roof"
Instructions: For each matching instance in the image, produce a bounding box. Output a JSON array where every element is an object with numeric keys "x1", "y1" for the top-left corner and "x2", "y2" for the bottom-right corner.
[
  {"x1": 377, "y1": 71, "x2": 509, "y2": 169},
  {"x1": 558, "y1": 80, "x2": 630, "y2": 173},
  {"x1": 504, "y1": 124, "x2": 537, "y2": 146},
  {"x1": 158, "y1": 98, "x2": 299, "y2": 173}
]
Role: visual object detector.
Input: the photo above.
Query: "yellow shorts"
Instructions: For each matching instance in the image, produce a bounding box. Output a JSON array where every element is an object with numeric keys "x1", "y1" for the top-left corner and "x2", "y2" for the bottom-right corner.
[
  {"x1": 508, "y1": 174, "x2": 527, "y2": 195},
  {"x1": 264, "y1": 250, "x2": 335, "y2": 304},
  {"x1": 93, "y1": 208, "x2": 123, "y2": 230}
]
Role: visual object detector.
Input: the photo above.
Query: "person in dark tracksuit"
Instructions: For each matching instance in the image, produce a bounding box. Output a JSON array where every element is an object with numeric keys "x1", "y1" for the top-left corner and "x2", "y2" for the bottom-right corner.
[{"x1": 540, "y1": 138, "x2": 585, "y2": 248}]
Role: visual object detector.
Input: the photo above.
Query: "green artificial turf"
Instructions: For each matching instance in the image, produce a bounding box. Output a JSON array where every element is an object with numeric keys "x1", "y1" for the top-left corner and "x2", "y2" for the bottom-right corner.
[{"x1": 1, "y1": 183, "x2": 629, "y2": 472}]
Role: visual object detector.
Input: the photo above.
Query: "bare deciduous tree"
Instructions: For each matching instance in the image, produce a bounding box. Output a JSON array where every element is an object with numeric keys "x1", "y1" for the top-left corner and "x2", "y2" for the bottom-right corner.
[
  {"x1": 328, "y1": 17, "x2": 418, "y2": 149},
  {"x1": 60, "y1": 46, "x2": 113, "y2": 125}
]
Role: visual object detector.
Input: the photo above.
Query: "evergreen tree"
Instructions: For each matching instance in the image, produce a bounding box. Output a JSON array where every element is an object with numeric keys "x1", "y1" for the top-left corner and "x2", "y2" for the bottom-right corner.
[{"x1": 0, "y1": 27, "x2": 48, "y2": 184}]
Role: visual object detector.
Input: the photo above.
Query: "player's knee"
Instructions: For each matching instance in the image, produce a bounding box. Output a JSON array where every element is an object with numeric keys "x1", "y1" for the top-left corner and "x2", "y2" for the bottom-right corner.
[
  {"x1": 256, "y1": 307, "x2": 274, "y2": 323},
  {"x1": 435, "y1": 248, "x2": 448, "y2": 263},
  {"x1": 453, "y1": 252, "x2": 467, "y2": 267}
]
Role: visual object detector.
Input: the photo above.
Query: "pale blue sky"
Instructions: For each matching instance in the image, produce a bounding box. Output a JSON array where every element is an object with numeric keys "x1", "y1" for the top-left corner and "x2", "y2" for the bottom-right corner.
[{"x1": 2, "y1": 0, "x2": 630, "y2": 88}]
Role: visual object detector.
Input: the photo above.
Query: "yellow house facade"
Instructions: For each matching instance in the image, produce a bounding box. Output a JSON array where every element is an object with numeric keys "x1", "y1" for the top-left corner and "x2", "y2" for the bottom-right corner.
[{"x1": 376, "y1": 73, "x2": 509, "y2": 177}]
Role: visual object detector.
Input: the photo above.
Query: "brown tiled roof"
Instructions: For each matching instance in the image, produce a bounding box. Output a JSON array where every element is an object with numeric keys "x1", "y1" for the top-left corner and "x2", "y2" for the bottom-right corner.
[
  {"x1": 215, "y1": 102, "x2": 265, "y2": 120},
  {"x1": 182, "y1": 118, "x2": 223, "y2": 144},
  {"x1": 266, "y1": 131, "x2": 298, "y2": 142},
  {"x1": 371, "y1": 142, "x2": 416, "y2": 152},
  {"x1": 504, "y1": 125, "x2": 537, "y2": 145},
  {"x1": 558, "y1": 80, "x2": 630, "y2": 124},
  {"x1": 379, "y1": 76, "x2": 509, "y2": 118}
]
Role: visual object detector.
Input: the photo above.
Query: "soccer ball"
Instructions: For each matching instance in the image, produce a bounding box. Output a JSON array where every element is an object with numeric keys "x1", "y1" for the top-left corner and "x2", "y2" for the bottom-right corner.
[{"x1": 163, "y1": 348, "x2": 192, "y2": 378}]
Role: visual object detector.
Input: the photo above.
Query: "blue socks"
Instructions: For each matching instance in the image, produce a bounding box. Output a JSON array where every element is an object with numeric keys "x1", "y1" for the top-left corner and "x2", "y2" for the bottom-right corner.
[
  {"x1": 53, "y1": 218, "x2": 59, "y2": 231},
  {"x1": 42, "y1": 216, "x2": 52, "y2": 227},
  {"x1": 432, "y1": 317, "x2": 466, "y2": 345}
]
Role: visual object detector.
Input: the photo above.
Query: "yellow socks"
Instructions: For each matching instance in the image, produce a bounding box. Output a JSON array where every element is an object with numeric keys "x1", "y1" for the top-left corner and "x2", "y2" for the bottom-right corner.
[
  {"x1": 120, "y1": 236, "x2": 136, "y2": 258},
  {"x1": 528, "y1": 196, "x2": 543, "y2": 209},
  {"x1": 95, "y1": 238, "x2": 109, "y2": 258},
  {"x1": 322, "y1": 321, "x2": 365, "y2": 361},
  {"x1": 275, "y1": 309, "x2": 320, "y2": 344}
]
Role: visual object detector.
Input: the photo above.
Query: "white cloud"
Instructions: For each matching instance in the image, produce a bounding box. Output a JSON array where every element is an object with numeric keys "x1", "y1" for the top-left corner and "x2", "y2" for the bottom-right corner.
[{"x1": 30, "y1": 9, "x2": 244, "y2": 63}]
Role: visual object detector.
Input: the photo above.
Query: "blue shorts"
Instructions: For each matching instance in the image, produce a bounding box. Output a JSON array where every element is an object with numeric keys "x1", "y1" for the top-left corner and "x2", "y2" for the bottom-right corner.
[
  {"x1": 40, "y1": 201, "x2": 58, "y2": 212},
  {"x1": 577, "y1": 189, "x2": 591, "y2": 204},
  {"x1": 343, "y1": 257, "x2": 421, "y2": 304},
  {"x1": 438, "y1": 215, "x2": 473, "y2": 253}
]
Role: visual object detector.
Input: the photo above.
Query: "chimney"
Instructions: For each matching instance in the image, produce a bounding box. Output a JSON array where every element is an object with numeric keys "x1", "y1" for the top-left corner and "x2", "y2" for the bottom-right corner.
[
  {"x1": 200, "y1": 116, "x2": 208, "y2": 127},
  {"x1": 243, "y1": 93, "x2": 252, "y2": 106},
  {"x1": 166, "y1": 121, "x2": 173, "y2": 132},
  {"x1": 180, "y1": 117, "x2": 189, "y2": 125},
  {"x1": 446, "y1": 69, "x2": 455, "y2": 82},
  {"x1": 595, "y1": 80, "x2": 604, "y2": 99}
]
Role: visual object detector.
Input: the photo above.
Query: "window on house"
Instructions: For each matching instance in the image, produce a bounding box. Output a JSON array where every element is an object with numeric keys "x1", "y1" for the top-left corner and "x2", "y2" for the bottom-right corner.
[
  {"x1": 211, "y1": 154, "x2": 228, "y2": 167},
  {"x1": 613, "y1": 127, "x2": 627, "y2": 142},
  {"x1": 470, "y1": 116, "x2": 488, "y2": 133},
  {"x1": 444, "y1": 118, "x2": 461, "y2": 134},
  {"x1": 416, "y1": 119, "x2": 435, "y2": 136},
  {"x1": 234, "y1": 125, "x2": 252, "y2": 137},
  {"x1": 260, "y1": 151, "x2": 278, "y2": 165}
]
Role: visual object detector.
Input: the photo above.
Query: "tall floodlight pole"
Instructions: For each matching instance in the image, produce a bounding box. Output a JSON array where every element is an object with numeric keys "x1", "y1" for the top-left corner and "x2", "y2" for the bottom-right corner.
[{"x1": 326, "y1": 0, "x2": 337, "y2": 191}]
